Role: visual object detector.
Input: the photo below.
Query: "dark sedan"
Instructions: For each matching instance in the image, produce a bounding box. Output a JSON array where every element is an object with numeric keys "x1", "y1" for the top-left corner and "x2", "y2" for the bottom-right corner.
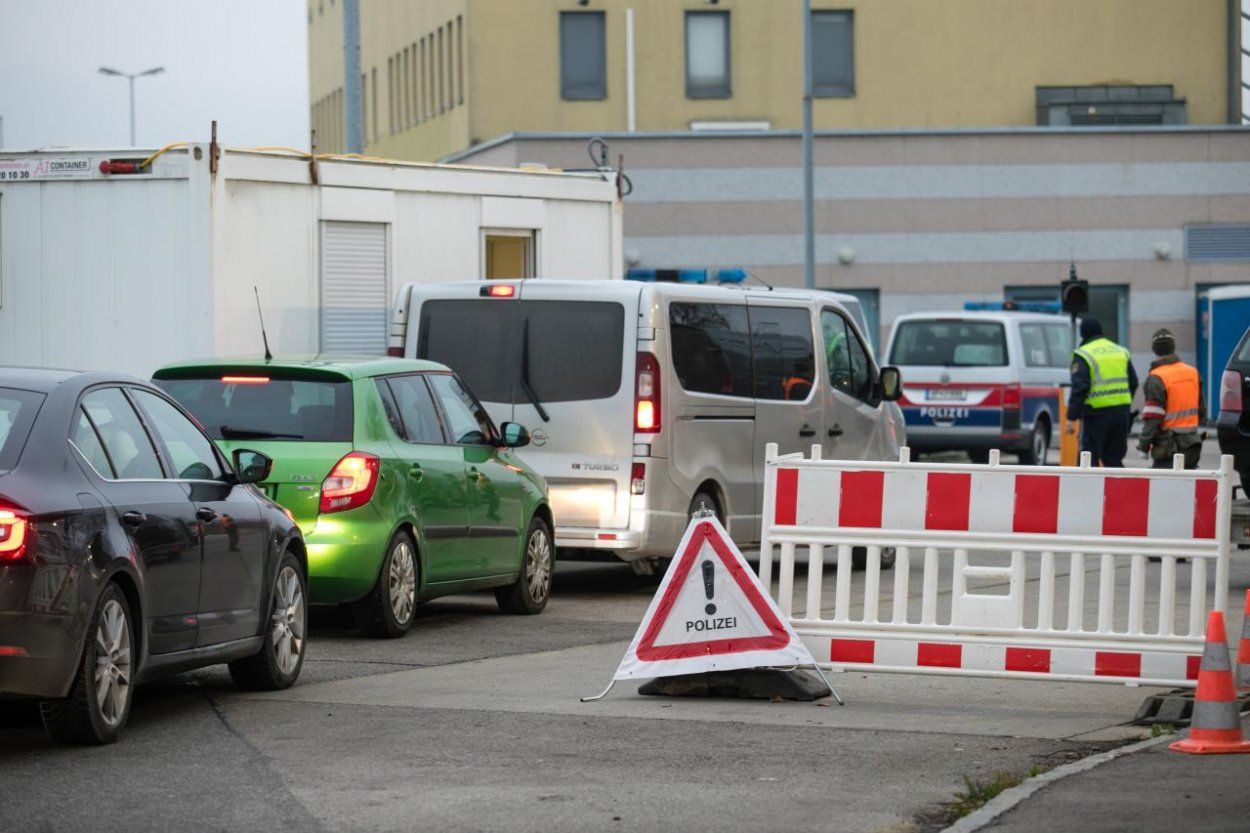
[
  {"x1": 1217, "y1": 328, "x2": 1250, "y2": 494},
  {"x1": 0, "y1": 368, "x2": 308, "y2": 744}
]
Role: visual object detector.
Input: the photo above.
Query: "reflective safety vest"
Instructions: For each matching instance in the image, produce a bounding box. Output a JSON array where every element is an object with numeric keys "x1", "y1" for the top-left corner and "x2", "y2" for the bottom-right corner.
[
  {"x1": 1074, "y1": 337, "x2": 1133, "y2": 409},
  {"x1": 1151, "y1": 361, "x2": 1201, "y2": 430}
]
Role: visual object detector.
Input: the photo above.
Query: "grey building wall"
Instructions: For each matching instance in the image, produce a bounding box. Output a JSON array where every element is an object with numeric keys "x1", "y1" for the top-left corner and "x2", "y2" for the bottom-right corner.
[{"x1": 449, "y1": 128, "x2": 1250, "y2": 369}]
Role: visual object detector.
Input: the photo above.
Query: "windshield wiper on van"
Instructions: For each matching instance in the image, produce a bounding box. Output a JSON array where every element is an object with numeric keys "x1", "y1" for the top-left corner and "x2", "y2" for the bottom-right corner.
[
  {"x1": 520, "y1": 318, "x2": 551, "y2": 423},
  {"x1": 220, "y1": 425, "x2": 304, "y2": 439}
]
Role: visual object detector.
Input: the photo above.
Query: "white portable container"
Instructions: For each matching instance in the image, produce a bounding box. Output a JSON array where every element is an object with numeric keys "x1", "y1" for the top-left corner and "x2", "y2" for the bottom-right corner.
[{"x1": 0, "y1": 144, "x2": 621, "y2": 377}]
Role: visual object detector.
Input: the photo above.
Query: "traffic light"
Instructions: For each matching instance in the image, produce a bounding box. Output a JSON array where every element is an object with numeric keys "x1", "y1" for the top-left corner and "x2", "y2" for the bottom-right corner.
[{"x1": 1061, "y1": 263, "x2": 1089, "y2": 315}]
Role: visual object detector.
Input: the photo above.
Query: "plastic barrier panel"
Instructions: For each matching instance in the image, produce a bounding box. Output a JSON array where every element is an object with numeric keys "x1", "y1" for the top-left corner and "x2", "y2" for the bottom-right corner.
[{"x1": 759, "y1": 445, "x2": 1233, "y2": 687}]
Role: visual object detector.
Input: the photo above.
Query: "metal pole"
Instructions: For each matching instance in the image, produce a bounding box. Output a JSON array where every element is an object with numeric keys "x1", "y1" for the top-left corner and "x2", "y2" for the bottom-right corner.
[
  {"x1": 801, "y1": 0, "x2": 815, "y2": 290},
  {"x1": 343, "y1": 0, "x2": 364, "y2": 154},
  {"x1": 128, "y1": 75, "x2": 136, "y2": 146},
  {"x1": 626, "y1": 8, "x2": 636, "y2": 132}
]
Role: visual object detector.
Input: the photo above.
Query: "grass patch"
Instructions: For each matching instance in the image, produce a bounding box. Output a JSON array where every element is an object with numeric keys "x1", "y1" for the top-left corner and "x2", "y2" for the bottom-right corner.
[
  {"x1": 1151, "y1": 722, "x2": 1177, "y2": 737},
  {"x1": 948, "y1": 771, "x2": 1023, "y2": 818}
]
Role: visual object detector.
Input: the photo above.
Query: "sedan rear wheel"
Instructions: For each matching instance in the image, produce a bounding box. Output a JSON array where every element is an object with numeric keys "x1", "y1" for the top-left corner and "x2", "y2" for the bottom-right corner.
[
  {"x1": 41, "y1": 583, "x2": 134, "y2": 744},
  {"x1": 229, "y1": 551, "x2": 307, "y2": 690},
  {"x1": 496, "y1": 516, "x2": 552, "y2": 615},
  {"x1": 356, "y1": 531, "x2": 418, "y2": 638}
]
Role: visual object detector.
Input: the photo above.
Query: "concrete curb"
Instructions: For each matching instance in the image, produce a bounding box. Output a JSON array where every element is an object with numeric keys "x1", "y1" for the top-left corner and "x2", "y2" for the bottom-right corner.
[{"x1": 939, "y1": 732, "x2": 1174, "y2": 833}]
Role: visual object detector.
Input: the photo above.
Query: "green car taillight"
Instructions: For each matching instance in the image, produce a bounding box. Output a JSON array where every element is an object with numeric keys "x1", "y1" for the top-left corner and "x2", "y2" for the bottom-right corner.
[{"x1": 319, "y1": 452, "x2": 379, "y2": 514}]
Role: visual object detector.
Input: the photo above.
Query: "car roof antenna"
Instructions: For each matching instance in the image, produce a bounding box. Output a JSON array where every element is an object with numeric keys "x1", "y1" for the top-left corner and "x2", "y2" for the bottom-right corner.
[{"x1": 254, "y1": 286, "x2": 273, "y2": 361}]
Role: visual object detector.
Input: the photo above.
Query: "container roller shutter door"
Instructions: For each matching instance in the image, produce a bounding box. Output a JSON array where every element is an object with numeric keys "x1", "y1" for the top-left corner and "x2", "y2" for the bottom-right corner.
[{"x1": 320, "y1": 221, "x2": 389, "y2": 354}]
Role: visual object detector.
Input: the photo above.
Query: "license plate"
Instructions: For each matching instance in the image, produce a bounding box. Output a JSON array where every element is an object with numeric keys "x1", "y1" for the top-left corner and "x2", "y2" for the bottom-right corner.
[{"x1": 926, "y1": 388, "x2": 967, "y2": 401}]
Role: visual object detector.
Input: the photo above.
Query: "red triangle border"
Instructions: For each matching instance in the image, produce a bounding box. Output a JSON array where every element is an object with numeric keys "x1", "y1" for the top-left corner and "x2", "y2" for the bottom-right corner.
[{"x1": 636, "y1": 521, "x2": 791, "y2": 662}]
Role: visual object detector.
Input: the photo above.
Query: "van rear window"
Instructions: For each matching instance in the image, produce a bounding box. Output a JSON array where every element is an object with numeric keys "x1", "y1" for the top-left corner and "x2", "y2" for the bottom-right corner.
[
  {"x1": 418, "y1": 299, "x2": 624, "y2": 404},
  {"x1": 889, "y1": 321, "x2": 1008, "y2": 367}
]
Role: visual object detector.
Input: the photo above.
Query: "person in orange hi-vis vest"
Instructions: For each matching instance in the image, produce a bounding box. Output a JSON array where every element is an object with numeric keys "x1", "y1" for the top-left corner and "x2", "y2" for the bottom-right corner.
[{"x1": 1138, "y1": 328, "x2": 1205, "y2": 469}]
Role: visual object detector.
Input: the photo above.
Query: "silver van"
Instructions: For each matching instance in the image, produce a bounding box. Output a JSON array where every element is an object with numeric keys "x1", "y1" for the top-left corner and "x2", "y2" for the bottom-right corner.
[{"x1": 389, "y1": 276, "x2": 904, "y2": 572}]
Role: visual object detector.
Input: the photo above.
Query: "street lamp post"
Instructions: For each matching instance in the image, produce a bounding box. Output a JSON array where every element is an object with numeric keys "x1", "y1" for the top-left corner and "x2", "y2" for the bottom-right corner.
[{"x1": 98, "y1": 66, "x2": 165, "y2": 146}]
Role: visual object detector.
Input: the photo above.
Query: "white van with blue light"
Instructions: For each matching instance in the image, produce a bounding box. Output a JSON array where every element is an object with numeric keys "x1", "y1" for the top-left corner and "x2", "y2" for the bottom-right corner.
[
  {"x1": 883, "y1": 303, "x2": 1072, "y2": 464},
  {"x1": 389, "y1": 269, "x2": 905, "y2": 573}
]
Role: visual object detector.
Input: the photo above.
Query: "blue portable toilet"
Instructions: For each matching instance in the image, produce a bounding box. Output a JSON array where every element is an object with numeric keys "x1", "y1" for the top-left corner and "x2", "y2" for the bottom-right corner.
[{"x1": 1199, "y1": 285, "x2": 1250, "y2": 420}]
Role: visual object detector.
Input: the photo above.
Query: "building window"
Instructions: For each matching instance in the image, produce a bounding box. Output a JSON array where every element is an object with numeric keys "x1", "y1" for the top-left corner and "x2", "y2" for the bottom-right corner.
[
  {"x1": 484, "y1": 232, "x2": 536, "y2": 279},
  {"x1": 438, "y1": 26, "x2": 445, "y2": 113},
  {"x1": 811, "y1": 10, "x2": 854, "y2": 97},
  {"x1": 457, "y1": 15, "x2": 465, "y2": 105},
  {"x1": 686, "y1": 11, "x2": 730, "y2": 99},
  {"x1": 371, "y1": 67, "x2": 378, "y2": 141},
  {"x1": 560, "y1": 11, "x2": 606, "y2": 100}
]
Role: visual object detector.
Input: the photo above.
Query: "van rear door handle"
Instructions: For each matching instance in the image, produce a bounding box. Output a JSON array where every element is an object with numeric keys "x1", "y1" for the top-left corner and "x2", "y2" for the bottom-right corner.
[
  {"x1": 122, "y1": 511, "x2": 147, "y2": 527},
  {"x1": 799, "y1": 424, "x2": 817, "y2": 437},
  {"x1": 409, "y1": 463, "x2": 424, "y2": 481},
  {"x1": 828, "y1": 424, "x2": 844, "y2": 437}
]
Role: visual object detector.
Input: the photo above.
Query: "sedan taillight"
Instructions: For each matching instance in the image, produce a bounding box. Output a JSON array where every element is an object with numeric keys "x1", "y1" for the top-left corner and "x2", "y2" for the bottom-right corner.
[
  {"x1": 0, "y1": 506, "x2": 29, "y2": 562},
  {"x1": 320, "y1": 452, "x2": 380, "y2": 514},
  {"x1": 1220, "y1": 370, "x2": 1243, "y2": 414}
]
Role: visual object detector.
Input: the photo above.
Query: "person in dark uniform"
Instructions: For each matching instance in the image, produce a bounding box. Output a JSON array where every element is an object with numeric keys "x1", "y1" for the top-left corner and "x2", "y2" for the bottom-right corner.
[
  {"x1": 1138, "y1": 327, "x2": 1204, "y2": 468},
  {"x1": 1065, "y1": 318, "x2": 1138, "y2": 467}
]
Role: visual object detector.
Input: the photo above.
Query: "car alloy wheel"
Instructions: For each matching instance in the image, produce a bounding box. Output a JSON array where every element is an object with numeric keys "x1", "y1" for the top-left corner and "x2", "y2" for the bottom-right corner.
[
  {"x1": 271, "y1": 564, "x2": 306, "y2": 677},
  {"x1": 525, "y1": 524, "x2": 552, "y2": 606},
  {"x1": 94, "y1": 597, "x2": 132, "y2": 728},
  {"x1": 388, "y1": 536, "x2": 417, "y2": 626}
]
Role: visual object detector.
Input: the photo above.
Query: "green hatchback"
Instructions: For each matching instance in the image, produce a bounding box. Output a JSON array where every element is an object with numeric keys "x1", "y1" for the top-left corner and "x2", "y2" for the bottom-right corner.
[{"x1": 153, "y1": 358, "x2": 553, "y2": 637}]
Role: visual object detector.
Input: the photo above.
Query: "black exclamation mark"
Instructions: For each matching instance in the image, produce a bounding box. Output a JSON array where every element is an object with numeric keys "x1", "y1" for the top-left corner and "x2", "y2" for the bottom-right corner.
[{"x1": 701, "y1": 560, "x2": 716, "y2": 615}]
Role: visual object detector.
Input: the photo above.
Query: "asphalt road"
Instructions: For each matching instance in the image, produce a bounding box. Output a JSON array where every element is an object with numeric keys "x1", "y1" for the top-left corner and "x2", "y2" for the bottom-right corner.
[{"x1": 2, "y1": 440, "x2": 1246, "y2": 832}]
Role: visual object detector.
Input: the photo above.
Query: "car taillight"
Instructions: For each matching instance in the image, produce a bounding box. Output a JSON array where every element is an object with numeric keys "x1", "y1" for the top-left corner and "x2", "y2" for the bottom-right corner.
[
  {"x1": 480, "y1": 284, "x2": 517, "y2": 298},
  {"x1": 635, "y1": 352, "x2": 661, "y2": 433},
  {"x1": 1002, "y1": 383, "x2": 1022, "y2": 410},
  {"x1": 319, "y1": 452, "x2": 380, "y2": 514},
  {"x1": 631, "y1": 462, "x2": 646, "y2": 495},
  {"x1": 1220, "y1": 370, "x2": 1243, "y2": 414},
  {"x1": 0, "y1": 506, "x2": 29, "y2": 562}
]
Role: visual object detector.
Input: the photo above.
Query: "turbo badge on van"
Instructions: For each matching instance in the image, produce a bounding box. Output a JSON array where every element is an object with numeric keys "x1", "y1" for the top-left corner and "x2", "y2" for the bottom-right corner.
[{"x1": 390, "y1": 275, "x2": 904, "y2": 572}]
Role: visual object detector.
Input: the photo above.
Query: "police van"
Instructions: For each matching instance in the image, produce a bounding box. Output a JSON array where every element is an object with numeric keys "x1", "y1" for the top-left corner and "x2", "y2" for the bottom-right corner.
[
  {"x1": 883, "y1": 305, "x2": 1072, "y2": 464},
  {"x1": 389, "y1": 271, "x2": 904, "y2": 572}
]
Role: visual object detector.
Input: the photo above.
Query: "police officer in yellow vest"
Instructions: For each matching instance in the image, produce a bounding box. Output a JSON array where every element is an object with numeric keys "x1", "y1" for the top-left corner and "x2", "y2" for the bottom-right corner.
[
  {"x1": 1066, "y1": 318, "x2": 1138, "y2": 467},
  {"x1": 1137, "y1": 327, "x2": 1205, "y2": 468}
]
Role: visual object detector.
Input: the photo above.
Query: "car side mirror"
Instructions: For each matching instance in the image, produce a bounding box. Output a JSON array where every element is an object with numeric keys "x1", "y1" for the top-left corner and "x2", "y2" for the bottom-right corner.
[
  {"x1": 878, "y1": 366, "x2": 903, "y2": 402},
  {"x1": 500, "y1": 422, "x2": 531, "y2": 448},
  {"x1": 232, "y1": 449, "x2": 273, "y2": 484}
]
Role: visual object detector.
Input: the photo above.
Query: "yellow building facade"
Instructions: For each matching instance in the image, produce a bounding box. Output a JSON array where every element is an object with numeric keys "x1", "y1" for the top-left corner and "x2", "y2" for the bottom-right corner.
[{"x1": 308, "y1": 0, "x2": 1237, "y2": 160}]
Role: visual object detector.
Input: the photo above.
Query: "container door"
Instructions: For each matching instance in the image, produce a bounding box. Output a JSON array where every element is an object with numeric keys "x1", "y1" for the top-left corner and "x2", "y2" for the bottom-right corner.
[{"x1": 321, "y1": 221, "x2": 390, "y2": 354}]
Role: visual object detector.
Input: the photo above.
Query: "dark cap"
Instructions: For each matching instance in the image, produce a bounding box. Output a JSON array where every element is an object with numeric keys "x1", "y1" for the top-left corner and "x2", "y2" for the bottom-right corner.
[
  {"x1": 1151, "y1": 327, "x2": 1176, "y2": 356},
  {"x1": 1079, "y1": 318, "x2": 1103, "y2": 340}
]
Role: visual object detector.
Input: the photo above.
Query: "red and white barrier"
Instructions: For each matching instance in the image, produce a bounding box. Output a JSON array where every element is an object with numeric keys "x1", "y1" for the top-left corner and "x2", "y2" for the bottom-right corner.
[{"x1": 759, "y1": 445, "x2": 1234, "y2": 688}]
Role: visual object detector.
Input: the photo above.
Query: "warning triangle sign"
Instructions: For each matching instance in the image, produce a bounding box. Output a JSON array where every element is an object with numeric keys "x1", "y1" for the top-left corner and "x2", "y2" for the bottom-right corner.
[{"x1": 611, "y1": 516, "x2": 817, "y2": 681}]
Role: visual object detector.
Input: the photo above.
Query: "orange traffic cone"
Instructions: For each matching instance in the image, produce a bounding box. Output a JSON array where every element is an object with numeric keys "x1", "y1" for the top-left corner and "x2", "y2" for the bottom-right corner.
[
  {"x1": 1237, "y1": 590, "x2": 1250, "y2": 691},
  {"x1": 1170, "y1": 610, "x2": 1250, "y2": 755}
]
